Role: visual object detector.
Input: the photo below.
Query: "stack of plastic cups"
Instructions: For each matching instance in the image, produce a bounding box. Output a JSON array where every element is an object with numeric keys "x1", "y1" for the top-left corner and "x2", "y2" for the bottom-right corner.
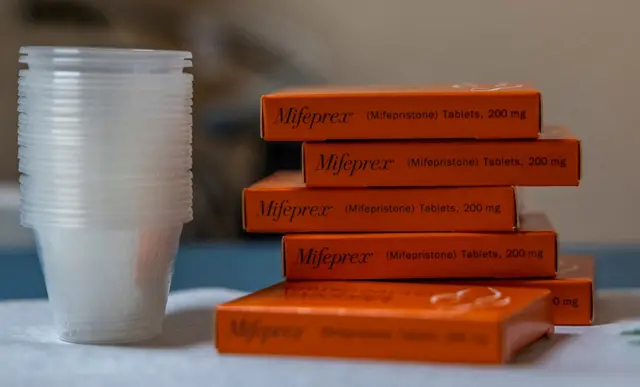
[{"x1": 17, "y1": 47, "x2": 194, "y2": 344}]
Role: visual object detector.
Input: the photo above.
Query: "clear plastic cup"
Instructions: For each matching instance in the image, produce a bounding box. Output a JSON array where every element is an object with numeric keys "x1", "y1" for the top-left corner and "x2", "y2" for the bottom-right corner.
[
  {"x1": 21, "y1": 198, "x2": 193, "y2": 222},
  {"x1": 22, "y1": 58, "x2": 192, "y2": 72},
  {"x1": 19, "y1": 72, "x2": 193, "y2": 81},
  {"x1": 18, "y1": 94, "x2": 193, "y2": 105},
  {"x1": 19, "y1": 164, "x2": 192, "y2": 178},
  {"x1": 18, "y1": 70, "x2": 193, "y2": 81},
  {"x1": 19, "y1": 46, "x2": 193, "y2": 82},
  {"x1": 18, "y1": 115, "x2": 193, "y2": 127},
  {"x1": 19, "y1": 116, "x2": 192, "y2": 127},
  {"x1": 20, "y1": 178, "x2": 193, "y2": 191},
  {"x1": 19, "y1": 164, "x2": 193, "y2": 178},
  {"x1": 19, "y1": 122, "x2": 192, "y2": 132},
  {"x1": 20, "y1": 54, "x2": 192, "y2": 73},
  {"x1": 19, "y1": 96, "x2": 192, "y2": 106},
  {"x1": 19, "y1": 170, "x2": 192, "y2": 186},
  {"x1": 21, "y1": 197, "x2": 193, "y2": 216},
  {"x1": 18, "y1": 102, "x2": 193, "y2": 113},
  {"x1": 24, "y1": 200, "x2": 193, "y2": 215},
  {"x1": 19, "y1": 159, "x2": 192, "y2": 173},
  {"x1": 22, "y1": 186, "x2": 192, "y2": 198},
  {"x1": 21, "y1": 194, "x2": 193, "y2": 209},
  {"x1": 22, "y1": 193, "x2": 192, "y2": 205},
  {"x1": 20, "y1": 170, "x2": 192, "y2": 185},
  {"x1": 18, "y1": 134, "x2": 192, "y2": 147},
  {"x1": 18, "y1": 154, "x2": 192, "y2": 165},
  {"x1": 18, "y1": 134, "x2": 191, "y2": 145},
  {"x1": 21, "y1": 193, "x2": 193, "y2": 207},
  {"x1": 21, "y1": 200, "x2": 193, "y2": 219},
  {"x1": 18, "y1": 123, "x2": 192, "y2": 134},
  {"x1": 18, "y1": 123, "x2": 193, "y2": 134},
  {"x1": 23, "y1": 216, "x2": 193, "y2": 233},
  {"x1": 20, "y1": 46, "x2": 191, "y2": 57},
  {"x1": 19, "y1": 104, "x2": 193, "y2": 115},
  {"x1": 18, "y1": 155, "x2": 192, "y2": 170},
  {"x1": 19, "y1": 92, "x2": 191, "y2": 102},
  {"x1": 18, "y1": 120, "x2": 192, "y2": 130},
  {"x1": 23, "y1": 209, "x2": 193, "y2": 228},
  {"x1": 18, "y1": 145, "x2": 191, "y2": 160},
  {"x1": 18, "y1": 94, "x2": 192, "y2": 107},
  {"x1": 22, "y1": 189, "x2": 193, "y2": 207},
  {"x1": 19, "y1": 46, "x2": 194, "y2": 344},
  {"x1": 19, "y1": 117, "x2": 192, "y2": 127},
  {"x1": 18, "y1": 126, "x2": 192, "y2": 140},
  {"x1": 20, "y1": 175, "x2": 192, "y2": 193},
  {"x1": 19, "y1": 170, "x2": 193, "y2": 189},
  {"x1": 22, "y1": 190, "x2": 192, "y2": 205},
  {"x1": 17, "y1": 128, "x2": 192, "y2": 142},
  {"x1": 18, "y1": 104, "x2": 192, "y2": 115},
  {"x1": 23, "y1": 164, "x2": 190, "y2": 177},
  {"x1": 33, "y1": 224, "x2": 183, "y2": 343},
  {"x1": 17, "y1": 89, "x2": 193, "y2": 100},
  {"x1": 19, "y1": 150, "x2": 192, "y2": 163},
  {"x1": 18, "y1": 139, "x2": 192, "y2": 152},
  {"x1": 17, "y1": 88, "x2": 193, "y2": 100},
  {"x1": 18, "y1": 74, "x2": 193, "y2": 87},
  {"x1": 17, "y1": 129, "x2": 192, "y2": 143},
  {"x1": 19, "y1": 68, "x2": 193, "y2": 78},
  {"x1": 17, "y1": 125, "x2": 193, "y2": 138},
  {"x1": 20, "y1": 70, "x2": 192, "y2": 79},
  {"x1": 18, "y1": 85, "x2": 193, "y2": 98},
  {"x1": 18, "y1": 78, "x2": 193, "y2": 90},
  {"x1": 20, "y1": 183, "x2": 192, "y2": 196}
]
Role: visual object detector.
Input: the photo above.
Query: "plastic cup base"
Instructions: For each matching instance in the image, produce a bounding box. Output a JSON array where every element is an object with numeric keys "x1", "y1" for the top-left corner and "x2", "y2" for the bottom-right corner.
[
  {"x1": 36, "y1": 224, "x2": 181, "y2": 345},
  {"x1": 56, "y1": 317, "x2": 163, "y2": 344}
]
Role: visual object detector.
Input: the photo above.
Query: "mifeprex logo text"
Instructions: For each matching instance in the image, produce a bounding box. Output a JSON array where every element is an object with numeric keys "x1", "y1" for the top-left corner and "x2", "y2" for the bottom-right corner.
[{"x1": 275, "y1": 106, "x2": 354, "y2": 129}]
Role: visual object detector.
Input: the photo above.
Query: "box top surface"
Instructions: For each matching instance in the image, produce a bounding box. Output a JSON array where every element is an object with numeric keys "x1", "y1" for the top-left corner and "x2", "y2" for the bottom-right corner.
[
  {"x1": 246, "y1": 171, "x2": 519, "y2": 192},
  {"x1": 538, "y1": 126, "x2": 579, "y2": 140},
  {"x1": 218, "y1": 281, "x2": 550, "y2": 322},
  {"x1": 519, "y1": 212, "x2": 555, "y2": 232},
  {"x1": 282, "y1": 212, "x2": 552, "y2": 241},
  {"x1": 505, "y1": 255, "x2": 593, "y2": 284},
  {"x1": 555, "y1": 255, "x2": 594, "y2": 281},
  {"x1": 247, "y1": 171, "x2": 304, "y2": 189},
  {"x1": 263, "y1": 83, "x2": 540, "y2": 97}
]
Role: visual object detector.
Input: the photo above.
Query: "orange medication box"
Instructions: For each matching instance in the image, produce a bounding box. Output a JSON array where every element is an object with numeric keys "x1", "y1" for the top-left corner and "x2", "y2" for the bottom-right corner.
[
  {"x1": 303, "y1": 126, "x2": 580, "y2": 187},
  {"x1": 261, "y1": 83, "x2": 541, "y2": 141},
  {"x1": 282, "y1": 213, "x2": 557, "y2": 281},
  {"x1": 216, "y1": 281, "x2": 553, "y2": 364},
  {"x1": 451, "y1": 255, "x2": 594, "y2": 326},
  {"x1": 243, "y1": 171, "x2": 518, "y2": 233}
]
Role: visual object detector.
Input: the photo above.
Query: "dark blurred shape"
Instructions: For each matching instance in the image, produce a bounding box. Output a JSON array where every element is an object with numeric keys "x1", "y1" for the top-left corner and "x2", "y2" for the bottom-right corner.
[
  {"x1": 8, "y1": 1, "x2": 325, "y2": 241},
  {"x1": 195, "y1": 24, "x2": 323, "y2": 241},
  {"x1": 22, "y1": 0, "x2": 109, "y2": 26}
]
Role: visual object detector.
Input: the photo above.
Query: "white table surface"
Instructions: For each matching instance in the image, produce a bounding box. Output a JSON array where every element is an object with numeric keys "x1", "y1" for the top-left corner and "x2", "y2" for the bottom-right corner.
[{"x1": 2, "y1": 288, "x2": 640, "y2": 387}]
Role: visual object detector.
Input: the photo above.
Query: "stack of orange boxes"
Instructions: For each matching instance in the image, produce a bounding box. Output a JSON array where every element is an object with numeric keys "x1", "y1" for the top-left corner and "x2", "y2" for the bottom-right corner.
[{"x1": 216, "y1": 83, "x2": 592, "y2": 364}]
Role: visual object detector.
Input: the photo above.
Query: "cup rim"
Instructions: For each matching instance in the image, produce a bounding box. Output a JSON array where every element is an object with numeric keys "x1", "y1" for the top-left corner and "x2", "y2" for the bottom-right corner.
[{"x1": 21, "y1": 46, "x2": 192, "y2": 57}]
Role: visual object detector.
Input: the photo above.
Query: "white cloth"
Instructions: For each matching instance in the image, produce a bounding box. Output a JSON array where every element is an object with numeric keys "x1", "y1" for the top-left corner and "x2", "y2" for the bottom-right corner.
[{"x1": 2, "y1": 288, "x2": 640, "y2": 387}]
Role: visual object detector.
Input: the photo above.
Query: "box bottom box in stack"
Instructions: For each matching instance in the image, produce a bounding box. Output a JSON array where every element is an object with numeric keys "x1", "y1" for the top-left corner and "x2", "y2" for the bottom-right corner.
[
  {"x1": 216, "y1": 281, "x2": 554, "y2": 364},
  {"x1": 437, "y1": 254, "x2": 594, "y2": 326}
]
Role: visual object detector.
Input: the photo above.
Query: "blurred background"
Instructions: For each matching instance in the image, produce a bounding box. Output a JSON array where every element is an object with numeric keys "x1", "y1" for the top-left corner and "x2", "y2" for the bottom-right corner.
[{"x1": 0, "y1": 0, "x2": 639, "y2": 295}]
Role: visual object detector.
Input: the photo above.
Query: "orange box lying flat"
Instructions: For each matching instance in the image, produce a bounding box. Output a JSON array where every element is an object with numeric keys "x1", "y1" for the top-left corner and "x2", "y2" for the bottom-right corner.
[
  {"x1": 261, "y1": 83, "x2": 541, "y2": 141},
  {"x1": 282, "y1": 213, "x2": 556, "y2": 281},
  {"x1": 243, "y1": 171, "x2": 518, "y2": 233},
  {"x1": 303, "y1": 126, "x2": 580, "y2": 187},
  {"x1": 446, "y1": 255, "x2": 594, "y2": 326},
  {"x1": 216, "y1": 281, "x2": 553, "y2": 364}
]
